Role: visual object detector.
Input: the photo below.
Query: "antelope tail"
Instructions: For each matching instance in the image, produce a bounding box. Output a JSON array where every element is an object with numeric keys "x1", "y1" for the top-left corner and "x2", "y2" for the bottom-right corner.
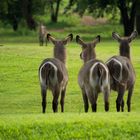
[
  {"x1": 39, "y1": 62, "x2": 58, "y2": 87},
  {"x1": 97, "y1": 63, "x2": 109, "y2": 87},
  {"x1": 106, "y1": 58, "x2": 125, "y2": 84},
  {"x1": 89, "y1": 62, "x2": 109, "y2": 88}
]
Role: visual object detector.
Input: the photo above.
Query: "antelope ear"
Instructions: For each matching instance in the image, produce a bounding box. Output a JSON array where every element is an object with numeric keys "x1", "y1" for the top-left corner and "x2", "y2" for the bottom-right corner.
[
  {"x1": 76, "y1": 35, "x2": 85, "y2": 46},
  {"x1": 93, "y1": 35, "x2": 100, "y2": 45},
  {"x1": 128, "y1": 31, "x2": 138, "y2": 43},
  {"x1": 63, "y1": 33, "x2": 73, "y2": 45},
  {"x1": 112, "y1": 32, "x2": 121, "y2": 42},
  {"x1": 47, "y1": 34, "x2": 56, "y2": 44}
]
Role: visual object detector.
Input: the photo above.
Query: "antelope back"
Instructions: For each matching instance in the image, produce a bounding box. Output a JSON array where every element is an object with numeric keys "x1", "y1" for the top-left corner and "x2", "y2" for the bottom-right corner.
[{"x1": 106, "y1": 56, "x2": 135, "y2": 85}]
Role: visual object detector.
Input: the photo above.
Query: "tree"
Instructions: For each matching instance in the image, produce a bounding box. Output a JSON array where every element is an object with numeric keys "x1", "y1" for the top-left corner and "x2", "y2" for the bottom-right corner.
[
  {"x1": 118, "y1": 0, "x2": 136, "y2": 36},
  {"x1": 0, "y1": 0, "x2": 22, "y2": 31},
  {"x1": 21, "y1": 0, "x2": 46, "y2": 30},
  {"x1": 66, "y1": 0, "x2": 137, "y2": 36},
  {"x1": 46, "y1": 0, "x2": 61, "y2": 23},
  {"x1": 136, "y1": 0, "x2": 140, "y2": 34},
  {"x1": 0, "y1": 0, "x2": 46, "y2": 30},
  {"x1": 21, "y1": 0, "x2": 36, "y2": 30}
]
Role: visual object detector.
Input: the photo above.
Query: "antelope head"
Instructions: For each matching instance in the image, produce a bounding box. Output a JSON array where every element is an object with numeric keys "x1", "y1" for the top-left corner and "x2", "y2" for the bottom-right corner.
[
  {"x1": 112, "y1": 31, "x2": 138, "y2": 59},
  {"x1": 47, "y1": 33, "x2": 73, "y2": 63},
  {"x1": 76, "y1": 35, "x2": 100, "y2": 62}
]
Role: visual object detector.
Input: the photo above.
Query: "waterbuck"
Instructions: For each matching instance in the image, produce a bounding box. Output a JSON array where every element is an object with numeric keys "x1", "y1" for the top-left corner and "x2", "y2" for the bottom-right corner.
[
  {"x1": 39, "y1": 24, "x2": 47, "y2": 46},
  {"x1": 76, "y1": 35, "x2": 110, "y2": 112},
  {"x1": 39, "y1": 33, "x2": 73, "y2": 113},
  {"x1": 106, "y1": 31, "x2": 137, "y2": 112}
]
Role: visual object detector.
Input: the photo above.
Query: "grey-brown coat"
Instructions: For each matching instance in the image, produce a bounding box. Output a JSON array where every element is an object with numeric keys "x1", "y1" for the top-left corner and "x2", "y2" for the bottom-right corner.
[
  {"x1": 39, "y1": 33, "x2": 73, "y2": 113},
  {"x1": 38, "y1": 24, "x2": 47, "y2": 46},
  {"x1": 106, "y1": 31, "x2": 137, "y2": 112},
  {"x1": 76, "y1": 35, "x2": 110, "y2": 112}
]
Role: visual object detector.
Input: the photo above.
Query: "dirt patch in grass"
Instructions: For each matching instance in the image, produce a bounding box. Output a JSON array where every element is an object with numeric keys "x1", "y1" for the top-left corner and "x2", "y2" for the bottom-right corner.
[
  {"x1": 48, "y1": 29, "x2": 65, "y2": 32},
  {"x1": 81, "y1": 16, "x2": 108, "y2": 26}
]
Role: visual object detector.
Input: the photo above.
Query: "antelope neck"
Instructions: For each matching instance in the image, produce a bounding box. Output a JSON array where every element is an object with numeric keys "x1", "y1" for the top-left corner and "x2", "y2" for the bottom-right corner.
[{"x1": 54, "y1": 46, "x2": 66, "y2": 64}]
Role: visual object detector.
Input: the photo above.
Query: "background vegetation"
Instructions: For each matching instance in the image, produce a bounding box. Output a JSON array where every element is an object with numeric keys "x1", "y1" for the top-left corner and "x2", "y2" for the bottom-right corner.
[
  {"x1": 0, "y1": 0, "x2": 140, "y2": 139},
  {"x1": 0, "y1": 0, "x2": 140, "y2": 35}
]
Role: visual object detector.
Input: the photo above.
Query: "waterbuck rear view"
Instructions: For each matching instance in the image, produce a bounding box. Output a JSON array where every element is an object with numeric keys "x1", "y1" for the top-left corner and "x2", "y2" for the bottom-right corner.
[
  {"x1": 39, "y1": 23, "x2": 47, "y2": 46},
  {"x1": 106, "y1": 31, "x2": 137, "y2": 112},
  {"x1": 39, "y1": 33, "x2": 73, "y2": 113},
  {"x1": 76, "y1": 35, "x2": 110, "y2": 112}
]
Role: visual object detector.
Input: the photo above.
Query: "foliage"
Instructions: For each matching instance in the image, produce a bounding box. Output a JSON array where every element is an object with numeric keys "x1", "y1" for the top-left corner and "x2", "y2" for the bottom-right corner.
[
  {"x1": 66, "y1": 0, "x2": 137, "y2": 35},
  {"x1": 0, "y1": 0, "x2": 45, "y2": 30},
  {"x1": 0, "y1": 0, "x2": 69, "y2": 30},
  {"x1": 0, "y1": 0, "x2": 138, "y2": 35},
  {"x1": 0, "y1": 0, "x2": 22, "y2": 30}
]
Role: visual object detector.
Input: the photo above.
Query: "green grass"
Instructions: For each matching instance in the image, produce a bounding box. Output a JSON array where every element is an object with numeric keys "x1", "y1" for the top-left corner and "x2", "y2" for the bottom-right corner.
[
  {"x1": 0, "y1": 41, "x2": 140, "y2": 112},
  {"x1": 0, "y1": 113, "x2": 140, "y2": 140},
  {"x1": 0, "y1": 24, "x2": 140, "y2": 139},
  {"x1": 0, "y1": 22, "x2": 123, "y2": 43}
]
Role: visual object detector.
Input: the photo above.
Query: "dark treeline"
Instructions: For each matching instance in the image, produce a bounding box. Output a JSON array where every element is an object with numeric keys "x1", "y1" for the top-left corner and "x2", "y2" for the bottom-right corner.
[
  {"x1": 0, "y1": 0, "x2": 60, "y2": 31},
  {"x1": 65, "y1": 0, "x2": 139, "y2": 36},
  {"x1": 0, "y1": 0, "x2": 140, "y2": 35}
]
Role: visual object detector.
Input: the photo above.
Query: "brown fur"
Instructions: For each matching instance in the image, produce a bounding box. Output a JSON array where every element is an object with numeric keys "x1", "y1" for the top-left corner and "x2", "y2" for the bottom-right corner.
[
  {"x1": 106, "y1": 31, "x2": 137, "y2": 112},
  {"x1": 76, "y1": 35, "x2": 110, "y2": 112},
  {"x1": 53, "y1": 42, "x2": 66, "y2": 63},
  {"x1": 39, "y1": 34, "x2": 73, "y2": 113},
  {"x1": 39, "y1": 24, "x2": 47, "y2": 46}
]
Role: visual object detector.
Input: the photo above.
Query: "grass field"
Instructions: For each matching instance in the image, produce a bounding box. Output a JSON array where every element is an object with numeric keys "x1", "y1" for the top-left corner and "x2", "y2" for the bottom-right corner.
[
  {"x1": 0, "y1": 23, "x2": 140, "y2": 139},
  {"x1": 0, "y1": 113, "x2": 140, "y2": 139}
]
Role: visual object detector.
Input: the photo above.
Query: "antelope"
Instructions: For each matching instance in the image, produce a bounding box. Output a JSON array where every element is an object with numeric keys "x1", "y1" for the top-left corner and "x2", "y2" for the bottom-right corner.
[
  {"x1": 39, "y1": 23, "x2": 47, "y2": 46},
  {"x1": 39, "y1": 33, "x2": 73, "y2": 113},
  {"x1": 106, "y1": 31, "x2": 137, "y2": 112},
  {"x1": 76, "y1": 35, "x2": 110, "y2": 112}
]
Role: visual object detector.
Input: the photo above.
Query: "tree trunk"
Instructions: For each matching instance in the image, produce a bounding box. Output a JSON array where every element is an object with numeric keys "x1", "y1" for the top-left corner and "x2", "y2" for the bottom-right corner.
[
  {"x1": 22, "y1": 0, "x2": 36, "y2": 30},
  {"x1": 136, "y1": 1, "x2": 140, "y2": 34},
  {"x1": 7, "y1": 2, "x2": 19, "y2": 31},
  {"x1": 50, "y1": 1, "x2": 56, "y2": 22},
  {"x1": 50, "y1": 0, "x2": 61, "y2": 23},
  {"x1": 136, "y1": 15, "x2": 140, "y2": 34},
  {"x1": 129, "y1": 0, "x2": 136, "y2": 33},
  {"x1": 12, "y1": 16, "x2": 18, "y2": 31},
  {"x1": 55, "y1": 0, "x2": 61, "y2": 22},
  {"x1": 118, "y1": 0, "x2": 136, "y2": 36}
]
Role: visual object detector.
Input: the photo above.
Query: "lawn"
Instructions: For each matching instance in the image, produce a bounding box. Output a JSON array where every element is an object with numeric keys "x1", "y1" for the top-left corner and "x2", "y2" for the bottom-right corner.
[
  {"x1": 0, "y1": 24, "x2": 140, "y2": 139},
  {"x1": 0, "y1": 113, "x2": 140, "y2": 140}
]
